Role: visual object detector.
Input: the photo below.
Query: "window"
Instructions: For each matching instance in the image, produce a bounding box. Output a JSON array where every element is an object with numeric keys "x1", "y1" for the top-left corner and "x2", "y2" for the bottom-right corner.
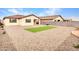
[
  {"x1": 25, "y1": 19, "x2": 31, "y2": 23},
  {"x1": 58, "y1": 20, "x2": 60, "y2": 22},
  {"x1": 9, "y1": 19, "x2": 17, "y2": 23}
]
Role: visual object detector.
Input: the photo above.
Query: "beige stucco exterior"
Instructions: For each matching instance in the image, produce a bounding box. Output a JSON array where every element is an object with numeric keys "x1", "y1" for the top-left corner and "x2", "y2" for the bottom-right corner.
[
  {"x1": 52, "y1": 17, "x2": 63, "y2": 22},
  {"x1": 4, "y1": 18, "x2": 19, "y2": 26},
  {"x1": 4, "y1": 15, "x2": 40, "y2": 26},
  {"x1": 40, "y1": 17, "x2": 64, "y2": 22}
]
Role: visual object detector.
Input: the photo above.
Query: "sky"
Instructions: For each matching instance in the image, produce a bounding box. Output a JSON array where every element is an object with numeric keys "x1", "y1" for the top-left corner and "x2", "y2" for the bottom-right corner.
[{"x1": 0, "y1": 8, "x2": 79, "y2": 21}]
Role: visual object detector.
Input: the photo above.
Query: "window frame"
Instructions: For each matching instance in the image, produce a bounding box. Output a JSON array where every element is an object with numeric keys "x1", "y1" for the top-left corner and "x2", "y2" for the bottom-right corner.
[
  {"x1": 9, "y1": 19, "x2": 17, "y2": 23},
  {"x1": 58, "y1": 20, "x2": 60, "y2": 22},
  {"x1": 25, "y1": 19, "x2": 31, "y2": 23}
]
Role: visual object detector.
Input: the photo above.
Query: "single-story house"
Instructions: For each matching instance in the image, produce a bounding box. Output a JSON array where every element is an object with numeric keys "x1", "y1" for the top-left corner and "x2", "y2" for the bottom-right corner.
[
  {"x1": 40, "y1": 15, "x2": 64, "y2": 23},
  {"x1": 3, "y1": 14, "x2": 64, "y2": 26},
  {"x1": 3, "y1": 14, "x2": 40, "y2": 26}
]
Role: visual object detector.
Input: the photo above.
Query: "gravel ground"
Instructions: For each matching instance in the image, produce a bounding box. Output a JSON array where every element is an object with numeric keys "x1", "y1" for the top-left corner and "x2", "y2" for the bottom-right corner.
[
  {"x1": 0, "y1": 29, "x2": 17, "y2": 51},
  {"x1": 5, "y1": 26, "x2": 76, "y2": 51},
  {"x1": 55, "y1": 34, "x2": 79, "y2": 51},
  {"x1": 0, "y1": 25, "x2": 79, "y2": 51}
]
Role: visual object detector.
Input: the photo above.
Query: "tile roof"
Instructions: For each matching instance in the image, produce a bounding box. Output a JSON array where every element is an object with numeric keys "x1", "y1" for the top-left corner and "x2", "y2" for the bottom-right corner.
[
  {"x1": 3, "y1": 15, "x2": 25, "y2": 19},
  {"x1": 3, "y1": 14, "x2": 39, "y2": 19}
]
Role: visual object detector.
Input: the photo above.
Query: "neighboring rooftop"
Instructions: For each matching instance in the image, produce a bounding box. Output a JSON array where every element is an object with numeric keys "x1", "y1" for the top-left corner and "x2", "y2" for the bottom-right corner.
[{"x1": 39, "y1": 15, "x2": 64, "y2": 20}]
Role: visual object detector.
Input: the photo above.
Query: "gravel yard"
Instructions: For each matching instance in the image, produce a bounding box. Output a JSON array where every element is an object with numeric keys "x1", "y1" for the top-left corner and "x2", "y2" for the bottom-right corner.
[
  {"x1": 5, "y1": 25, "x2": 77, "y2": 51},
  {"x1": 0, "y1": 29, "x2": 16, "y2": 51},
  {"x1": 0, "y1": 25, "x2": 79, "y2": 51},
  {"x1": 55, "y1": 35, "x2": 79, "y2": 51}
]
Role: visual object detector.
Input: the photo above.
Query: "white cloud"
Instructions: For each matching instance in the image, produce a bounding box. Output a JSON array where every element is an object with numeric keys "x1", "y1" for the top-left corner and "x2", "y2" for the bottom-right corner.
[
  {"x1": 7, "y1": 8, "x2": 20, "y2": 14},
  {"x1": 7, "y1": 8, "x2": 32, "y2": 15},
  {"x1": 7, "y1": 8, "x2": 62, "y2": 16},
  {"x1": 38, "y1": 8, "x2": 62, "y2": 16},
  {"x1": 46, "y1": 8, "x2": 61, "y2": 15}
]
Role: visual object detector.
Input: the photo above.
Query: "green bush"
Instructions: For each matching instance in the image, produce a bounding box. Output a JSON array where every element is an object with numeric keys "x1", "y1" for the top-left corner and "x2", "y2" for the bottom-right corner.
[
  {"x1": 2, "y1": 31, "x2": 6, "y2": 34},
  {"x1": 73, "y1": 44, "x2": 79, "y2": 48},
  {"x1": 0, "y1": 22, "x2": 4, "y2": 28},
  {"x1": 0, "y1": 22, "x2": 3, "y2": 26},
  {"x1": 75, "y1": 27, "x2": 79, "y2": 30}
]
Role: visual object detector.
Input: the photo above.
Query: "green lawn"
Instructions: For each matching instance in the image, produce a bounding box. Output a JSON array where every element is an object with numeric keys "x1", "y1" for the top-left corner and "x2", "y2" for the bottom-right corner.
[{"x1": 25, "y1": 25, "x2": 56, "y2": 32}]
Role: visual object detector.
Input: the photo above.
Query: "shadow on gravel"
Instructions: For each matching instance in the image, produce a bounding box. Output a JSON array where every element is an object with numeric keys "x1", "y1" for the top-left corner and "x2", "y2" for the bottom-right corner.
[{"x1": 55, "y1": 34, "x2": 79, "y2": 51}]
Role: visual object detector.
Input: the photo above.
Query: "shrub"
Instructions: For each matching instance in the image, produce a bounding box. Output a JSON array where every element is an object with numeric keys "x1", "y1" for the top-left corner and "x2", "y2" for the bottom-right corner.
[
  {"x1": 0, "y1": 22, "x2": 4, "y2": 29},
  {"x1": 75, "y1": 27, "x2": 79, "y2": 30},
  {"x1": 0, "y1": 22, "x2": 3, "y2": 26},
  {"x1": 2, "y1": 31, "x2": 6, "y2": 34},
  {"x1": 73, "y1": 44, "x2": 79, "y2": 48},
  {"x1": 46, "y1": 24, "x2": 49, "y2": 25}
]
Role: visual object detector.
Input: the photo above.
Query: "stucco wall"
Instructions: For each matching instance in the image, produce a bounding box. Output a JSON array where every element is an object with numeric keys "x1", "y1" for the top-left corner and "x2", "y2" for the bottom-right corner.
[
  {"x1": 20, "y1": 16, "x2": 40, "y2": 26},
  {"x1": 4, "y1": 18, "x2": 19, "y2": 26}
]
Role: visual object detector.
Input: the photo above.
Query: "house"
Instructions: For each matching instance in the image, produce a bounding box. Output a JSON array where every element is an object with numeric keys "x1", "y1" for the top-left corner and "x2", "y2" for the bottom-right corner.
[
  {"x1": 40, "y1": 15, "x2": 64, "y2": 23},
  {"x1": 3, "y1": 14, "x2": 40, "y2": 26},
  {"x1": 3, "y1": 14, "x2": 64, "y2": 26}
]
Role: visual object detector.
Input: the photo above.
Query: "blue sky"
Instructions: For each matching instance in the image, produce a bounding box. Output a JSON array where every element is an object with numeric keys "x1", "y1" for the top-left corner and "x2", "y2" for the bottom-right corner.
[{"x1": 0, "y1": 8, "x2": 79, "y2": 20}]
